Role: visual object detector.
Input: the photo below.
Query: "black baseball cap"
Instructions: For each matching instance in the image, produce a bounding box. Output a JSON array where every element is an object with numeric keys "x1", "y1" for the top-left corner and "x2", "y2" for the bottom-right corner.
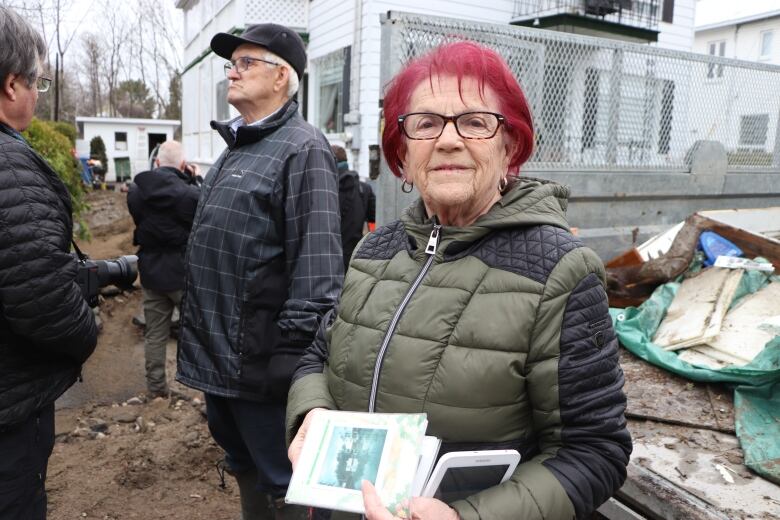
[{"x1": 211, "y1": 23, "x2": 306, "y2": 79}]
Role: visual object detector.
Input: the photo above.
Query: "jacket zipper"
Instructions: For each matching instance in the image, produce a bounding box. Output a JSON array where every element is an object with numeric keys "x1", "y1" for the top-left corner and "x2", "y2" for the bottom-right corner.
[{"x1": 368, "y1": 222, "x2": 441, "y2": 412}]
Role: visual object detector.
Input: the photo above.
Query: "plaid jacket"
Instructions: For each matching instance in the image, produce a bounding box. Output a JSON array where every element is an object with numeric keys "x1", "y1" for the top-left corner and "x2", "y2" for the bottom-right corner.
[{"x1": 176, "y1": 98, "x2": 343, "y2": 402}]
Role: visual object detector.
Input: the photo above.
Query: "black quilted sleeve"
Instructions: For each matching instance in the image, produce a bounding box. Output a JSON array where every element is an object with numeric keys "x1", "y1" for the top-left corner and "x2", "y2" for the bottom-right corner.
[
  {"x1": 292, "y1": 306, "x2": 337, "y2": 383},
  {"x1": 542, "y1": 273, "x2": 632, "y2": 519}
]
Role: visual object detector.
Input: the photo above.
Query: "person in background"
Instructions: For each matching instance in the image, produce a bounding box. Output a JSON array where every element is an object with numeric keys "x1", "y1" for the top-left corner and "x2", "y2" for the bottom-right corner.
[
  {"x1": 287, "y1": 41, "x2": 631, "y2": 520},
  {"x1": 176, "y1": 23, "x2": 342, "y2": 520},
  {"x1": 358, "y1": 176, "x2": 376, "y2": 233},
  {"x1": 127, "y1": 140, "x2": 200, "y2": 399},
  {"x1": 0, "y1": 6, "x2": 98, "y2": 519},
  {"x1": 331, "y1": 144, "x2": 366, "y2": 269}
]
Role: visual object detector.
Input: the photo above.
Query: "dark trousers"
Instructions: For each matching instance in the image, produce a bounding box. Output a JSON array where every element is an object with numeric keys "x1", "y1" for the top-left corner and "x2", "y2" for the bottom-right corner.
[
  {"x1": 205, "y1": 394, "x2": 292, "y2": 498},
  {"x1": 0, "y1": 404, "x2": 55, "y2": 520}
]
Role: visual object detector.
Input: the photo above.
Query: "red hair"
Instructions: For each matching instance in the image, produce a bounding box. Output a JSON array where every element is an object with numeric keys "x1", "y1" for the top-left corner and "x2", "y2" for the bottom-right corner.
[{"x1": 382, "y1": 41, "x2": 535, "y2": 178}]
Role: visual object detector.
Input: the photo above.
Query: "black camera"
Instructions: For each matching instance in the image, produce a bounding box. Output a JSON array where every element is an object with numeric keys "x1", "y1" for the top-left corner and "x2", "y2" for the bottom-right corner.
[{"x1": 76, "y1": 255, "x2": 139, "y2": 307}]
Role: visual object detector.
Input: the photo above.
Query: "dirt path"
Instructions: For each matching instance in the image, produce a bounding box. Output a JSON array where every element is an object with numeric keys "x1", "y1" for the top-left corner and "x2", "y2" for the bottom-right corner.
[{"x1": 50, "y1": 190, "x2": 240, "y2": 519}]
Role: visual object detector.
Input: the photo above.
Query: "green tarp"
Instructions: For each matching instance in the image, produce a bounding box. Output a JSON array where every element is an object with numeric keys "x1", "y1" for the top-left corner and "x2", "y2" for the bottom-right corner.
[{"x1": 609, "y1": 270, "x2": 780, "y2": 485}]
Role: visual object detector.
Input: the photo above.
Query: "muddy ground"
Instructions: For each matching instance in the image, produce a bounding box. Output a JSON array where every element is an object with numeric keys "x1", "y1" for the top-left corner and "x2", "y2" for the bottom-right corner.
[{"x1": 50, "y1": 190, "x2": 240, "y2": 519}]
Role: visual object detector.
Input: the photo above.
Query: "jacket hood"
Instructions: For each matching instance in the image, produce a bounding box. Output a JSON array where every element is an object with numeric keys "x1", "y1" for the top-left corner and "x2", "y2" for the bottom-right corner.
[
  {"x1": 131, "y1": 166, "x2": 190, "y2": 208},
  {"x1": 401, "y1": 177, "x2": 571, "y2": 258}
]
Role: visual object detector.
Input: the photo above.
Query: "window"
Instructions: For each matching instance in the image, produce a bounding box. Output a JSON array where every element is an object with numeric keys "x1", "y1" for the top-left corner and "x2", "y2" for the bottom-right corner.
[
  {"x1": 115, "y1": 131, "x2": 127, "y2": 151},
  {"x1": 314, "y1": 47, "x2": 350, "y2": 134},
  {"x1": 77, "y1": 121, "x2": 84, "y2": 140},
  {"x1": 707, "y1": 40, "x2": 725, "y2": 79},
  {"x1": 216, "y1": 79, "x2": 230, "y2": 121},
  {"x1": 662, "y1": 0, "x2": 674, "y2": 24},
  {"x1": 739, "y1": 114, "x2": 769, "y2": 147},
  {"x1": 760, "y1": 31, "x2": 773, "y2": 60}
]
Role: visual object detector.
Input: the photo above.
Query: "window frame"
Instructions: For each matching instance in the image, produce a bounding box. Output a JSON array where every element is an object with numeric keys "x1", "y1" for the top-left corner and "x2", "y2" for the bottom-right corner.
[
  {"x1": 114, "y1": 131, "x2": 128, "y2": 151},
  {"x1": 759, "y1": 30, "x2": 774, "y2": 61}
]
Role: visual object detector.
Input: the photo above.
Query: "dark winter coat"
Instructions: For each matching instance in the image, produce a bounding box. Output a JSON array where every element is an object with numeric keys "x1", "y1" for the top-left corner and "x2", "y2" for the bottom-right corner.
[
  {"x1": 0, "y1": 124, "x2": 98, "y2": 427},
  {"x1": 127, "y1": 166, "x2": 200, "y2": 293},
  {"x1": 176, "y1": 98, "x2": 343, "y2": 403},
  {"x1": 338, "y1": 168, "x2": 365, "y2": 269},
  {"x1": 287, "y1": 178, "x2": 632, "y2": 520}
]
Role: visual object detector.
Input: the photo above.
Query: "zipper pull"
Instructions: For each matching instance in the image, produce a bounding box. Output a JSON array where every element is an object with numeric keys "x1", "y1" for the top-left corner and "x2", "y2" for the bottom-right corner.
[{"x1": 425, "y1": 224, "x2": 441, "y2": 255}]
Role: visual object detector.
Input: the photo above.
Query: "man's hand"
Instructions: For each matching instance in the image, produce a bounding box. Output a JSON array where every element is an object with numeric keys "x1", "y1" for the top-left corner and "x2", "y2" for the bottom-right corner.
[
  {"x1": 362, "y1": 481, "x2": 459, "y2": 520},
  {"x1": 184, "y1": 162, "x2": 200, "y2": 177},
  {"x1": 288, "y1": 407, "x2": 326, "y2": 470}
]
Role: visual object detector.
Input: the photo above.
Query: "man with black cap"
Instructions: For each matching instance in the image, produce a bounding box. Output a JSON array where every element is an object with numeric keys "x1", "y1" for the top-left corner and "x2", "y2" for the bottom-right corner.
[{"x1": 176, "y1": 23, "x2": 343, "y2": 520}]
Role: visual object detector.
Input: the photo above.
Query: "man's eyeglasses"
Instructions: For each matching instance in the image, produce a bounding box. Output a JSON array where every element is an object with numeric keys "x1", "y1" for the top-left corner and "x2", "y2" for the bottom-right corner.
[
  {"x1": 36, "y1": 76, "x2": 52, "y2": 93},
  {"x1": 398, "y1": 112, "x2": 505, "y2": 140},
  {"x1": 224, "y1": 56, "x2": 280, "y2": 77}
]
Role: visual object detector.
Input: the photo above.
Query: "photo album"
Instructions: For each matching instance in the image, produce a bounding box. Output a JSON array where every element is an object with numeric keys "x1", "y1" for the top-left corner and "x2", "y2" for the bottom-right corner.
[
  {"x1": 285, "y1": 410, "x2": 521, "y2": 515},
  {"x1": 285, "y1": 410, "x2": 432, "y2": 515}
]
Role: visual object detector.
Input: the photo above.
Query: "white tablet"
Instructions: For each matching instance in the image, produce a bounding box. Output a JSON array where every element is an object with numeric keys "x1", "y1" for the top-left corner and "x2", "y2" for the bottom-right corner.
[{"x1": 420, "y1": 450, "x2": 521, "y2": 503}]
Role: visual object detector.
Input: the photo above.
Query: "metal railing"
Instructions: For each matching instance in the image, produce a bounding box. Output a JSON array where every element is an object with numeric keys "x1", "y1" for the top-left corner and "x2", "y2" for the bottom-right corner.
[
  {"x1": 380, "y1": 11, "x2": 780, "y2": 172},
  {"x1": 513, "y1": 0, "x2": 660, "y2": 32}
]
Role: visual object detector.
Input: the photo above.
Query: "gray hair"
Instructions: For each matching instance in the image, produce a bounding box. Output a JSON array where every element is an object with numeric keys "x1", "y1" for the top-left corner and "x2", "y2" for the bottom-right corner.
[
  {"x1": 263, "y1": 50, "x2": 299, "y2": 98},
  {"x1": 156, "y1": 140, "x2": 185, "y2": 168},
  {"x1": 0, "y1": 7, "x2": 46, "y2": 87}
]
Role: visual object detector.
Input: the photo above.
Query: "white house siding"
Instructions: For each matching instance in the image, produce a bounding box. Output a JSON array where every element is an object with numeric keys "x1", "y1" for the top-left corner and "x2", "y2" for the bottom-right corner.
[
  {"x1": 655, "y1": 0, "x2": 696, "y2": 51},
  {"x1": 693, "y1": 14, "x2": 780, "y2": 160}
]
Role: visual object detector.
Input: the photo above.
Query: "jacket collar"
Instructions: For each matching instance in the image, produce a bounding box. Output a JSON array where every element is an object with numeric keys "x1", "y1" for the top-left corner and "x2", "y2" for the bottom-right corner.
[
  {"x1": 0, "y1": 122, "x2": 26, "y2": 143},
  {"x1": 211, "y1": 97, "x2": 298, "y2": 150},
  {"x1": 401, "y1": 177, "x2": 572, "y2": 260},
  {"x1": 155, "y1": 165, "x2": 190, "y2": 182}
]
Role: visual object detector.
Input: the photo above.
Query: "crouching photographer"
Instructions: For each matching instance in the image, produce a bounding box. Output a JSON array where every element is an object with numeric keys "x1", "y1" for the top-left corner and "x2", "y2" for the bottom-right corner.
[{"x1": 0, "y1": 7, "x2": 98, "y2": 519}]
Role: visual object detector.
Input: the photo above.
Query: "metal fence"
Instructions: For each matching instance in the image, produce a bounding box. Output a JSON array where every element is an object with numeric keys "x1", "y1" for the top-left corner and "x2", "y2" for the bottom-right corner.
[
  {"x1": 380, "y1": 11, "x2": 780, "y2": 172},
  {"x1": 512, "y1": 0, "x2": 660, "y2": 33}
]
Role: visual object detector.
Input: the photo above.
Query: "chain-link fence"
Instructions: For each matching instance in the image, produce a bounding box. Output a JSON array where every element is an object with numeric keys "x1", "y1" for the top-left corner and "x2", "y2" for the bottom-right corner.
[{"x1": 380, "y1": 11, "x2": 780, "y2": 172}]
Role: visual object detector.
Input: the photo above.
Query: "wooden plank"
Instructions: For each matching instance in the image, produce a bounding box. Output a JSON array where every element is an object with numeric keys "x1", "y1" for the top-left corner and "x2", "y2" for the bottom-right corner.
[
  {"x1": 620, "y1": 350, "x2": 734, "y2": 433},
  {"x1": 652, "y1": 268, "x2": 742, "y2": 351},
  {"x1": 706, "y1": 282, "x2": 780, "y2": 365}
]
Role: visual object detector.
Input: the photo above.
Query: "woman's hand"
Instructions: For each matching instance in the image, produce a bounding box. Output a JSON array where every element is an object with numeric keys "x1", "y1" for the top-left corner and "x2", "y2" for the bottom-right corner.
[
  {"x1": 287, "y1": 407, "x2": 326, "y2": 470},
  {"x1": 362, "y1": 481, "x2": 459, "y2": 520}
]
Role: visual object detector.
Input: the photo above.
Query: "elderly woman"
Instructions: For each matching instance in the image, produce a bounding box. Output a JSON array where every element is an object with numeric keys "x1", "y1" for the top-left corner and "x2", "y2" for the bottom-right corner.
[{"x1": 287, "y1": 41, "x2": 631, "y2": 520}]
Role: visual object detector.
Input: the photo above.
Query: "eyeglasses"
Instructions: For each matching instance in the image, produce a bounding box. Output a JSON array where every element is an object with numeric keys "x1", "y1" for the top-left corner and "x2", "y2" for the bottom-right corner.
[
  {"x1": 36, "y1": 76, "x2": 52, "y2": 93},
  {"x1": 224, "y1": 56, "x2": 280, "y2": 77},
  {"x1": 398, "y1": 111, "x2": 505, "y2": 140}
]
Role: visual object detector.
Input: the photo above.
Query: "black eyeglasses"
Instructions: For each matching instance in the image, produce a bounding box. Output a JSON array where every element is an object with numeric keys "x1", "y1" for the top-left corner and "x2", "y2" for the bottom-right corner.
[
  {"x1": 36, "y1": 76, "x2": 52, "y2": 93},
  {"x1": 398, "y1": 111, "x2": 505, "y2": 140},
  {"x1": 224, "y1": 56, "x2": 280, "y2": 77}
]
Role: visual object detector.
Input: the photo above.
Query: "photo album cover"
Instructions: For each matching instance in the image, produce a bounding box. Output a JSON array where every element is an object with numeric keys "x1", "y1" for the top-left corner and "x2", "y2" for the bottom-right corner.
[{"x1": 285, "y1": 410, "x2": 431, "y2": 515}]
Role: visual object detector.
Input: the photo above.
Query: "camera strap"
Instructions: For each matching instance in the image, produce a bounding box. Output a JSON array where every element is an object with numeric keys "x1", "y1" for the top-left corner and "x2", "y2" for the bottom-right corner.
[{"x1": 71, "y1": 240, "x2": 89, "y2": 262}]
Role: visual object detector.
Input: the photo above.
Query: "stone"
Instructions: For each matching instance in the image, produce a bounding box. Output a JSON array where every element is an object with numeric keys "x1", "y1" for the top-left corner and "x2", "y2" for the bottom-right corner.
[
  {"x1": 86, "y1": 418, "x2": 109, "y2": 433},
  {"x1": 108, "y1": 408, "x2": 138, "y2": 424}
]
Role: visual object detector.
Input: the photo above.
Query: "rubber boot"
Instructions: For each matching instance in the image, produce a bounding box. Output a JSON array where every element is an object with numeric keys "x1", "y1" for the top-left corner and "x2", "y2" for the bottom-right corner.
[
  {"x1": 234, "y1": 470, "x2": 273, "y2": 520},
  {"x1": 269, "y1": 496, "x2": 310, "y2": 520}
]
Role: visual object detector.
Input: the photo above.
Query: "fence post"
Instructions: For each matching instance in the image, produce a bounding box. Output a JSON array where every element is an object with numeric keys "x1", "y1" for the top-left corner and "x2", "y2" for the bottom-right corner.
[
  {"x1": 773, "y1": 107, "x2": 780, "y2": 169},
  {"x1": 606, "y1": 48, "x2": 623, "y2": 165}
]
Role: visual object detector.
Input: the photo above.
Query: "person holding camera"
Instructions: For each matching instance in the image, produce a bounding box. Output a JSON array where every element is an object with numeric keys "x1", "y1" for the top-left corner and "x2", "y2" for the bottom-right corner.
[
  {"x1": 0, "y1": 7, "x2": 98, "y2": 519},
  {"x1": 127, "y1": 140, "x2": 200, "y2": 399}
]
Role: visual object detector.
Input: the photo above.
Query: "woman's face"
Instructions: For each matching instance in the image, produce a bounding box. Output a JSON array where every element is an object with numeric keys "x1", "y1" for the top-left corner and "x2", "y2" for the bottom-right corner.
[{"x1": 402, "y1": 74, "x2": 514, "y2": 226}]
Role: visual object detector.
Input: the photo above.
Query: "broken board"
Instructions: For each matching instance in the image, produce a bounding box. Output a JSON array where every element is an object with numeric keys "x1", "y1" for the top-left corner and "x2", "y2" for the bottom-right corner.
[{"x1": 653, "y1": 268, "x2": 743, "y2": 351}]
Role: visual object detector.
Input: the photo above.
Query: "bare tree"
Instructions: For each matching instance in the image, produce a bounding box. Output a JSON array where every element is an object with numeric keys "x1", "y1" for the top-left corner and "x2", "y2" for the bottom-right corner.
[
  {"x1": 79, "y1": 32, "x2": 103, "y2": 116},
  {"x1": 100, "y1": 1, "x2": 129, "y2": 117}
]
